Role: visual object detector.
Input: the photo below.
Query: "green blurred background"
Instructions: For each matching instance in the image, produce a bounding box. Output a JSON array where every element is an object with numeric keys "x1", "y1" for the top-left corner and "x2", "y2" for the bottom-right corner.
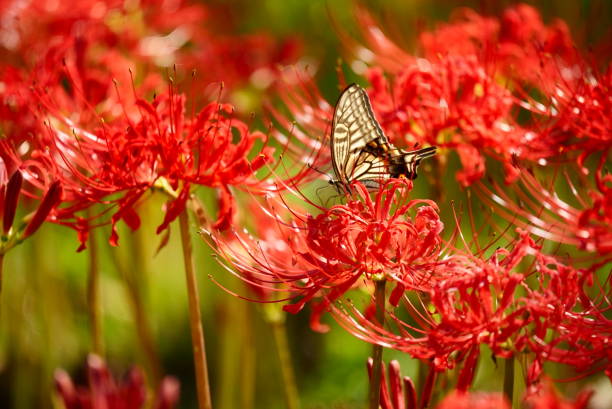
[{"x1": 1, "y1": 1, "x2": 610, "y2": 408}]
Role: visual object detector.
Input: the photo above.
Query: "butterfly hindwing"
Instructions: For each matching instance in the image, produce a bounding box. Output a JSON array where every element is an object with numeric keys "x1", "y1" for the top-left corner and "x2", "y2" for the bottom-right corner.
[{"x1": 387, "y1": 146, "x2": 437, "y2": 180}]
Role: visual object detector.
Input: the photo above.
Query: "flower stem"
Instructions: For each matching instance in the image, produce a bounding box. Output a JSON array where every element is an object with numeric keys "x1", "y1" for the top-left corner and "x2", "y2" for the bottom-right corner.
[
  {"x1": 108, "y1": 243, "x2": 162, "y2": 387},
  {"x1": 179, "y1": 209, "x2": 212, "y2": 409},
  {"x1": 368, "y1": 279, "x2": 387, "y2": 409},
  {"x1": 271, "y1": 319, "x2": 300, "y2": 409},
  {"x1": 87, "y1": 225, "x2": 104, "y2": 355},
  {"x1": 503, "y1": 356, "x2": 515, "y2": 407},
  {"x1": 0, "y1": 253, "x2": 4, "y2": 298},
  {"x1": 240, "y1": 303, "x2": 255, "y2": 409}
]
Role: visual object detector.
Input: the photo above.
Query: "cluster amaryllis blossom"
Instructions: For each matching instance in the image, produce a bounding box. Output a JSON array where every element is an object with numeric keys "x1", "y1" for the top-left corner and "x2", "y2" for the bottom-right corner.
[
  {"x1": 17, "y1": 84, "x2": 277, "y2": 248},
  {"x1": 416, "y1": 4, "x2": 578, "y2": 85},
  {"x1": 0, "y1": 0, "x2": 308, "y2": 250},
  {"x1": 208, "y1": 179, "x2": 444, "y2": 332},
  {"x1": 0, "y1": 0, "x2": 299, "y2": 88},
  {"x1": 474, "y1": 161, "x2": 612, "y2": 257},
  {"x1": 365, "y1": 57, "x2": 525, "y2": 185},
  {"x1": 330, "y1": 4, "x2": 611, "y2": 185},
  {"x1": 367, "y1": 358, "x2": 593, "y2": 409},
  {"x1": 0, "y1": 164, "x2": 62, "y2": 257},
  {"x1": 334, "y1": 229, "x2": 611, "y2": 383},
  {"x1": 55, "y1": 354, "x2": 179, "y2": 409}
]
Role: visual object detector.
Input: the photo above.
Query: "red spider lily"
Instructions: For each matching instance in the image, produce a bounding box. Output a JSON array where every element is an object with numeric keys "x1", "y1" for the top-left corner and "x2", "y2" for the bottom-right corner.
[
  {"x1": 418, "y1": 4, "x2": 577, "y2": 84},
  {"x1": 516, "y1": 64, "x2": 612, "y2": 165},
  {"x1": 208, "y1": 179, "x2": 442, "y2": 332},
  {"x1": 366, "y1": 358, "x2": 510, "y2": 409},
  {"x1": 474, "y1": 162, "x2": 612, "y2": 258},
  {"x1": 0, "y1": 1, "x2": 301, "y2": 192},
  {"x1": 332, "y1": 229, "x2": 610, "y2": 383},
  {"x1": 55, "y1": 354, "x2": 179, "y2": 409},
  {"x1": 366, "y1": 359, "x2": 417, "y2": 409},
  {"x1": 365, "y1": 56, "x2": 526, "y2": 186},
  {"x1": 24, "y1": 82, "x2": 276, "y2": 248},
  {"x1": 0, "y1": 0, "x2": 299, "y2": 90},
  {"x1": 524, "y1": 383, "x2": 593, "y2": 409},
  {"x1": 521, "y1": 256, "x2": 611, "y2": 379},
  {"x1": 0, "y1": 166, "x2": 62, "y2": 255},
  {"x1": 337, "y1": 4, "x2": 610, "y2": 185},
  {"x1": 348, "y1": 5, "x2": 578, "y2": 86},
  {"x1": 435, "y1": 392, "x2": 511, "y2": 409}
]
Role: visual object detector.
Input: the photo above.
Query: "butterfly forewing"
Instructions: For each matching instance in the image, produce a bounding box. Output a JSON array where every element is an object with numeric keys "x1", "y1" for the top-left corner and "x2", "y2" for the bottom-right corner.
[
  {"x1": 331, "y1": 84, "x2": 386, "y2": 185},
  {"x1": 330, "y1": 83, "x2": 436, "y2": 192}
]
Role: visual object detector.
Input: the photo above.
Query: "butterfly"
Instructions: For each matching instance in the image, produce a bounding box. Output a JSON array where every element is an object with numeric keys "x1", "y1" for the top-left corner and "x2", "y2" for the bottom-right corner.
[{"x1": 329, "y1": 83, "x2": 437, "y2": 193}]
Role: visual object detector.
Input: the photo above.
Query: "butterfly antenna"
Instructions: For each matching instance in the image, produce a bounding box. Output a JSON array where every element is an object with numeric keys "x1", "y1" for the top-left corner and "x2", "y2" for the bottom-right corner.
[{"x1": 307, "y1": 162, "x2": 330, "y2": 177}]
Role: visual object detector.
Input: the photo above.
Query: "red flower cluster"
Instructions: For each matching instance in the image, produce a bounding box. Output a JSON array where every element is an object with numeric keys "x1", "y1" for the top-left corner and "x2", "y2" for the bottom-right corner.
[
  {"x1": 0, "y1": 166, "x2": 62, "y2": 255},
  {"x1": 367, "y1": 359, "x2": 593, "y2": 409},
  {"x1": 475, "y1": 164, "x2": 612, "y2": 257},
  {"x1": 0, "y1": 0, "x2": 299, "y2": 89},
  {"x1": 28, "y1": 87, "x2": 275, "y2": 247},
  {"x1": 0, "y1": 0, "x2": 303, "y2": 247},
  {"x1": 55, "y1": 355, "x2": 179, "y2": 409},
  {"x1": 333, "y1": 229, "x2": 610, "y2": 383},
  {"x1": 337, "y1": 4, "x2": 611, "y2": 185},
  {"x1": 209, "y1": 179, "x2": 442, "y2": 332}
]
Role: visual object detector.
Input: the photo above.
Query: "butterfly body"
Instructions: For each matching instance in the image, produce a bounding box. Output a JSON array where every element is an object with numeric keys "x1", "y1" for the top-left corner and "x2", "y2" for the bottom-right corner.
[{"x1": 329, "y1": 84, "x2": 436, "y2": 193}]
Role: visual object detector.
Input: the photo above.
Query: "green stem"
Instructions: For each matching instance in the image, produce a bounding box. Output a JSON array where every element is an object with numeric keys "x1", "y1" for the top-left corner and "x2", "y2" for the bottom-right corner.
[
  {"x1": 179, "y1": 209, "x2": 212, "y2": 409},
  {"x1": 271, "y1": 319, "x2": 300, "y2": 409},
  {"x1": 503, "y1": 356, "x2": 515, "y2": 407},
  {"x1": 128, "y1": 277, "x2": 162, "y2": 387},
  {"x1": 240, "y1": 303, "x2": 255, "y2": 409},
  {"x1": 108, "y1": 244, "x2": 162, "y2": 387},
  {"x1": 87, "y1": 226, "x2": 103, "y2": 355},
  {"x1": 0, "y1": 253, "x2": 4, "y2": 298},
  {"x1": 368, "y1": 280, "x2": 387, "y2": 409}
]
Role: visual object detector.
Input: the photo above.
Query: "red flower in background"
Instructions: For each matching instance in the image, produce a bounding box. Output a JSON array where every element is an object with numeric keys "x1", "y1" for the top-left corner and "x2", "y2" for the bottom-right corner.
[
  {"x1": 55, "y1": 354, "x2": 179, "y2": 409},
  {"x1": 418, "y1": 4, "x2": 577, "y2": 84},
  {"x1": 365, "y1": 56, "x2": 525, "y2": 185},
  {"x1": 25, "y1": 85, "x2": 275, "y2": 248},
  {"x1": 524, "y1": 383, "x2": 593, "y2": 409},
  {"x1": 334, "y1": 228, "x2": 610, "y2": 385},
  {"x1": 0, "y1": 165, "x2": 62, "y2": 256},
  {"x1": 474, "y1": 161, "x2": 612, "y2": 258},
  {"x1": 209, "y1": 179, "x2": 442, "y2": 332},
  {"x1": 0, "y1": 0, "x2": 305, "y2": 249},
  {"x1": 435, "y1": 392, "x2": 510, "y2": 409},
  {"x1": 367, "y1": 358, "x2": 511, "y2": 409},
  {"x1": 335, "y1": 4, "x2": 610, "y2": 184},
  {"x1": 0, "y1": 0, "x2": 299, "y2": 89}
]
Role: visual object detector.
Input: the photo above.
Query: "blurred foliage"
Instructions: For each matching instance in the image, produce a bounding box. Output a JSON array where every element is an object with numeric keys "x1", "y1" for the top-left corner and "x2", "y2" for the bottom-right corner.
[{"x1": 1, "y1": 0, "x2": 611, "y2": 408}]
